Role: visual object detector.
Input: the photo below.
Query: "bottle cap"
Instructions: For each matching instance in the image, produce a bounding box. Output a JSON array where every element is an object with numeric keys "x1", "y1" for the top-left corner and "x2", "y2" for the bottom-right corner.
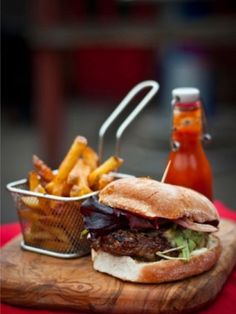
[{"x1": 172, "y1": 87, "x2": 200, "y2": 103}]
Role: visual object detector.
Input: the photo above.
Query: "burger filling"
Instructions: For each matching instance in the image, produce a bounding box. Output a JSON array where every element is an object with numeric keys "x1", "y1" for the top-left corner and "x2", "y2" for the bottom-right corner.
[
  {"x1": 80, "y1": 196, "x2": 217, "y2": 262},
  {"x1": 92, "y1": 229, "x2": 178, "y2": 262}
]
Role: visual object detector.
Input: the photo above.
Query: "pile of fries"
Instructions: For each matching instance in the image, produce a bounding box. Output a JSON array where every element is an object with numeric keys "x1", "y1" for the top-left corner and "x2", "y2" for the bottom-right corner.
[{"x1": 19, "y1": 135, "x2": 123, "y2": 254}]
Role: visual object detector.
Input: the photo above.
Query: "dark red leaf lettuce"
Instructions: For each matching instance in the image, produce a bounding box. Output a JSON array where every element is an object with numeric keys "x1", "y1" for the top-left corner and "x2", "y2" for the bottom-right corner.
[{"x1": 80, "y1": 196, "x2": 162, "y2": 238}]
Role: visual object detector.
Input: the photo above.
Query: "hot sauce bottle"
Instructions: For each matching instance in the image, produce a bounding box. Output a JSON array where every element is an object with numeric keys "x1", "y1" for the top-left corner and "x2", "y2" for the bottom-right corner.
[{"x1": 165, "y1": 88, "x2": 213, "y2": 201}]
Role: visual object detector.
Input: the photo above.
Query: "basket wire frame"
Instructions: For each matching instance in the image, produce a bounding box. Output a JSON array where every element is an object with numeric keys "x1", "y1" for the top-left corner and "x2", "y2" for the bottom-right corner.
[
  {"x1": 6, "y1": 80, "x2": 159, "y2": 258},
  {"x1": 10, "y1": 181, "x2": 91, "y2": 258},
  {"x1": 7, "y1": 173, "x2": 134, "y2": 258}
]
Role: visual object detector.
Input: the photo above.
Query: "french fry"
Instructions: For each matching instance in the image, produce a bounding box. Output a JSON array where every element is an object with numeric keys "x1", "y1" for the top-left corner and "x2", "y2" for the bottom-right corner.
[
  {"x1": 88, "y1": 156, "x2": 123, "y2": 189},
  {"x1": 39, "y1": 215, "x2": 61, "y2": 227},
  {"x1": 54, "y1": 135, "x2": 87, "y2": 181},
  {"x1": 41, "y1": 225, "x2": 71, "y2": 243},
  {"x1": 38, "y1": 198, "x2": 51, "y2": 215},
  {"x1": 47, "y1": 180, "x2": 72, "y2": 196},
  {"x1": 61, "y1": 211, "x2": 83, "y2": 236},
  {"x1": 21, "y1": 135, "x2": 125, "y2": 254},
  {"x1": 45, "y1": 180, "x2": 54, "y2": 194},
  {"x1": 28, "y1": 171, "x2": 47, "y2": 195},
  {"x1": 41, "y1": 239, "x2": 73, "y2": 252},
  {"x1": 21, "y1": 197, "x2": 50, "y2": 217},
  {"x1": 49, "y1": 201, "x2": 66, "y2": 213},
  {"x1": 98, "y1": 173, "x2": 115, "y2": 190},
  {"x1": 82, "y1": 146, "x2": 99, "y2": 171},
  {"x1": 33, "y1": 155, "x2": 55, "y2": 182},
  {"x1": 70, "y1": 184, "x2": 92, "y2": 197},
  {"x1": 46, "y1": 136, "x2": 87, "y2": 195},
  {"x1": 28, "y1": 171, "x2": 40, "y2": 191},
  {"x1": 25, "y1": 228, "x2": 73, "y2": 252},
  {"x1": 67, "y1": 159, "x2": 85, "y2": 185},
  {"x1": 26, "y1": 229, "x2": 56, "y2": 242},
  {"x1": 19, "y1": 209, "x2": 42, "y2": 224},
  {"x1": 68, "y1": 158, "x2": 92, "y2": 196},
  {"x1": 34, "y1": 184, "x2": 46, "y2": 194},
  {"x1": 48, "y1": 202, "x2": 83, "y2": 237},
  {"x1": 30, "y1": 222, "x2": 45, "y2": 235},
  {"x1": 24, "y1": 229, "x2": 42, "y2": 246},
  {"x1": 33, "y1": 217, "x2": 71, "y2": 243},
  {"x1": 21, "y1": 196, "x2": 41, "y2": 210},
  {"x1": 39, "y1": 212, "x2": 82, "y2": 240},
  {"x1": 20, "y1": 209, "x2": 70, "y2": 243}
]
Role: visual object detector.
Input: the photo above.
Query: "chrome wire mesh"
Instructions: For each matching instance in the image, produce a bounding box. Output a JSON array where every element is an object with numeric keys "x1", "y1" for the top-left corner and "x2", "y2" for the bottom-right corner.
[
  {"x1": 8, "y1": 181, "x2": 91, "y2": 258},
  {"x1": 7, "y1": 173, "x2": 133, "y2": 258},
  {"x1": 6, "y1": 80, "x2": 159, "y2": 258}
]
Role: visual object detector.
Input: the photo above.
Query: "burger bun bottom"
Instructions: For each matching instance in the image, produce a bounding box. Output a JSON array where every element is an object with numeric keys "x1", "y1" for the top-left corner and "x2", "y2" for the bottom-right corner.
[{"x1": 91, "y1": 235, "x2": 221, "y2": 283}]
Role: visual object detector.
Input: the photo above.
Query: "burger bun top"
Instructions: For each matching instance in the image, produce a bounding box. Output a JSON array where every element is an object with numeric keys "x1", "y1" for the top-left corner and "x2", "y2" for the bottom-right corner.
[{"x1": 99, "y1": 177, "x2": 219, "y2": 224}]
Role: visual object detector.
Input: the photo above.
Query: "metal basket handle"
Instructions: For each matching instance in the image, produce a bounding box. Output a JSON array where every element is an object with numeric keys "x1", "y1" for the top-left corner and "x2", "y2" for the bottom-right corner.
[{"x1": 98, "y1": 80, "x2": 160, "y2": 161}]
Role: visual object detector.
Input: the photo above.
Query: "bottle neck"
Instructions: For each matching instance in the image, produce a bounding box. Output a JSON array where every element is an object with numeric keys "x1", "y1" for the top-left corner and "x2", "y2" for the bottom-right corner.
[{"x1": 171, "y1": 101, "x2": 203, "y2": 149}]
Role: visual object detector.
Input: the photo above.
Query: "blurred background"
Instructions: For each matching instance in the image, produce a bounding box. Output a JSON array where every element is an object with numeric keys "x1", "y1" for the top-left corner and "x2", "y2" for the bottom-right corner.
[{"x1": 2, "y1": 0, "x2": 236, "y2": 223}]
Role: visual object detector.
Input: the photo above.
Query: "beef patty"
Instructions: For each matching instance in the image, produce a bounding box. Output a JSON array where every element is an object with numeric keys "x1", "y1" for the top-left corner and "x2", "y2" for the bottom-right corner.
[{"x1": 91, "y1": 229, "x2": 176, "y2": 262}]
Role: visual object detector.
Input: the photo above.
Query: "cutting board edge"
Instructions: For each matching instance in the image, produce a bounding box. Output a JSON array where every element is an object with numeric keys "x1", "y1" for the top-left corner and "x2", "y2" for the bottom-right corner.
[{"x1": 1, "y1": 219, "x2": 236, "y2": 314}]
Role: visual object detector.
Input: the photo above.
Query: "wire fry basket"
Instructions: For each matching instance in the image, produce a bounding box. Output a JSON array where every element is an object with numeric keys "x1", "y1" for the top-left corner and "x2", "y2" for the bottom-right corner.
[
  {"x1": 6, "y1": 175, "x2": 127, "y2": 258},
  {"x1": 8, "y1": 180, "x2": 93, "y2": 258},
  {"x1": 6, "y1": 80, "x2": 159, "y2": 258}
]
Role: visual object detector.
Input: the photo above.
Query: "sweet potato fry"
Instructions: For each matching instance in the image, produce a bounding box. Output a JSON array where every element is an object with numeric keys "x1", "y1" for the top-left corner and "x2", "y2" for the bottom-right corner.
[
  {"x1": 33, "y1": 155, "x2": 55, "y2": 182},
  {"x1": 88, "y1": 156, "x2": 123, "y2": 189},
  {"x1": 46, "y1": 136, "x2": 87, "y2": 195}
]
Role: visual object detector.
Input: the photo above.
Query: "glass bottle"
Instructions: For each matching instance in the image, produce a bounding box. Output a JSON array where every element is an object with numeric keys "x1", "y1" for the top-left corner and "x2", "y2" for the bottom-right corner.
[{"x1": 165, "y1": 88, "x2": 213, "y2": 201}]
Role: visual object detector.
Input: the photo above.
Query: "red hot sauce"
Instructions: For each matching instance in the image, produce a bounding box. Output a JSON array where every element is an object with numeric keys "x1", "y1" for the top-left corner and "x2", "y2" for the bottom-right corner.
[{"x1": 165, "y1": 88, "x2": 213, "y2": 201}]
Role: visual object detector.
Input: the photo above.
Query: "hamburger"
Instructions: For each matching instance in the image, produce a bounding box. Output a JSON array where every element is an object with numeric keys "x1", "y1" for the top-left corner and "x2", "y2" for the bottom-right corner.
[{"x1": 80, "y1": 177, "x2": 221, "y2": 283}]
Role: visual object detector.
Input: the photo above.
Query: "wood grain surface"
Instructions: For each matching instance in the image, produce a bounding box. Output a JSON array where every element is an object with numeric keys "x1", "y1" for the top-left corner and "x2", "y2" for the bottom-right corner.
[{"x1": 1, "y1": 219, "x2": 236, "y2": 314}]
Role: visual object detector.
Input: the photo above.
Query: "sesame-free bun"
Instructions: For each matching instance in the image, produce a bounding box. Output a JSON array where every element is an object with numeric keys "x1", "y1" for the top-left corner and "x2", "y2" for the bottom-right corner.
[
  {"x1": 99, "y1": 177, "x2": 219, "y2": 224},
  {"x1": 91, "y1": 235, "x2": 221, "y2": 283}
]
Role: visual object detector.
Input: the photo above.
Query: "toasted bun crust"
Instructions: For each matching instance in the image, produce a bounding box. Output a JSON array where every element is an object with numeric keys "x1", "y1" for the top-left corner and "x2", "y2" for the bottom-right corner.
[
  {"x1": 99, "y1": 177, "x2": 219, "y2": 223},
  {"x1": 91, "y1": 235, "x2": 221, "y2": 283}
]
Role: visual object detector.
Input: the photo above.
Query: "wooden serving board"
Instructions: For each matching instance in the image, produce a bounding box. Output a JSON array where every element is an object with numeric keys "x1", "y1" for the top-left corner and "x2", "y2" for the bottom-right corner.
[{"x1": 1, "y1": 219, "x2": 236, "y2": 314}]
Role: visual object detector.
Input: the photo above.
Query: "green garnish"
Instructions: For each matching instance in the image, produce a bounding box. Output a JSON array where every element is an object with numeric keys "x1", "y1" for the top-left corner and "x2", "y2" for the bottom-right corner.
[
  {"x1": 155, "y1": 252, "x2": 188, "y2": 261},
  {"x1": 80, "y1": 229, "x2": 89, "y2": 239},
  {"x1": 163, "y1": 226, "x2": 208, "y2": 262},
  {"x1": 156, "y1": 245, "x2": 187, "y2": 260}
]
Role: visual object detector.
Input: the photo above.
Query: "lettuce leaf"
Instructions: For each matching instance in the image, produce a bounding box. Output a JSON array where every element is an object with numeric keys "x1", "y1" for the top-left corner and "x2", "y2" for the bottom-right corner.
[{"x1": 164, "y1": 226, "x2": 208, "y2": 261}]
